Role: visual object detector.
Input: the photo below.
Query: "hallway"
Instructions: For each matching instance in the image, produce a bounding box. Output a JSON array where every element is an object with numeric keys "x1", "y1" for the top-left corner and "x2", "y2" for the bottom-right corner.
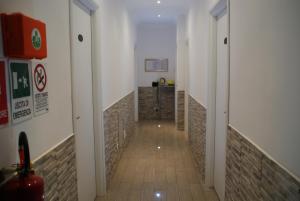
[
  {"x1": 0, "y1": 0, "x2": 300, "y2": 201},
  {"x1": 97, "y1": 121, "x2": 218, "y2": 201}
]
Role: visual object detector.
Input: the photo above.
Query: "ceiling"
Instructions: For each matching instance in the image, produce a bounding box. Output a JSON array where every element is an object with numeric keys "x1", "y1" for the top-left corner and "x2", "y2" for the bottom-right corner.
[{"x1": 125, "y1": 0, "x2": 193, "y2": 24}]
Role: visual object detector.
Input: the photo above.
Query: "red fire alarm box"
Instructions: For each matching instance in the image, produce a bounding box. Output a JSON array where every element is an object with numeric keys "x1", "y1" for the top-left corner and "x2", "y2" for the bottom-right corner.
[{"x1": 1, "y1": 13, "x2": 47, "y2": 59}]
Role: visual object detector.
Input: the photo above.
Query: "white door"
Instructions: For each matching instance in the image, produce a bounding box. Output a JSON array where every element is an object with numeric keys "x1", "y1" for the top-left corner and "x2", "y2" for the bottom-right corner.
[
  {"x1": 71, "y1": 1, "x2": 96, "y2": 201},
  {"x1": 214, "y1": 9, "x2": 228, "y2": 201}
]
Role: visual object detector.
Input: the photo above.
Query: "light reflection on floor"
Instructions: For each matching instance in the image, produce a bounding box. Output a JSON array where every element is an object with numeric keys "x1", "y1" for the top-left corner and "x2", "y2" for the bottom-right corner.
[{"x1": 97, "y1": 121, "x2": 219, "y2": 201}]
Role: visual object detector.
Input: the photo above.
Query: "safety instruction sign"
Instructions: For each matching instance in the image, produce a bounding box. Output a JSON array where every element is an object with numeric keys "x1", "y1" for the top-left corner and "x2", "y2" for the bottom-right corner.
[
  {"x1": 0, "y1": 60, "x2": 9, "y2": 126},
  {"x1": 32, "y1": 61, "x2": 49, "y2": 116},
  {"x1": 9, "y1": 60, "x2": 33, "y2": 124}
]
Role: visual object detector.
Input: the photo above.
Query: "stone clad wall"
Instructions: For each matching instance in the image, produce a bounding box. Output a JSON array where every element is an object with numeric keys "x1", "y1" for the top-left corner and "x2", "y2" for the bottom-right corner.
[
  {"x1": 176, "y1": 91, "x2": 185, "y2": 131},
  {"x1": 138, "y1": 87, "x2": 160, "y2": 120},
  {"x1": 188, "y1": 95, "x2": 206, "y2": 183},
  {"x1": 138, "y1": 87, "x2": 175, "y2": 121},
  {"x1": 34, "y1": 135, "x2": 78, "y2": 201},
  {"x1": 159, "y1": 87, "x2": 175, "y2": 120},
  {"x1": 104, "y1": 92, "x2": 135, "y2": 187},
  {"x1": 226, "y1": 126, "x2": 300, "y2": 201}
]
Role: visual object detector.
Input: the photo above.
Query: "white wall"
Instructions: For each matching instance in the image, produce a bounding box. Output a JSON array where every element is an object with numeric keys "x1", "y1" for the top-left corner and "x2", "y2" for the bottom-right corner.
[
  {"x1": 187, "y1": 0, "x2": 207, "y2": 106},
  {"x1": 186, "y1": 0, "x2": 218, "y2": 106},
  {"x1": 136, "y1": 23, "x2": 176, "y2": 87},
  {"x1": 176, "y1": 15, "x2": 188, "y2": 128},
  {"x1": 176, "y1": 15, "x2": 187, "y2": 91},
  {"x1": 186, "y1": 0, "x2": 300, "y2": 182},
  {"x1": 100, "y1": 0, "x2": 136, "y2": 110},
  {"x1": 230, "y1": 0, "x2": 300, "y2": 179},
  {"x1": 0, "y1": 0, "x2": 73, "y2": 168}
]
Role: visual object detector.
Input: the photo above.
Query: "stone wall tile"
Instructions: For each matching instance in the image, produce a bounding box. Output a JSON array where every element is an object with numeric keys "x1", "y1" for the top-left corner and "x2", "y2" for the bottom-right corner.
[
  {"x1": 225, "y1": 127, "x2": 242, "y2": 201},
  {"x1": 188, "y1": 95, "x2": 206, "y2": 183},
  {"x1": 104, "y1": 92, "x2": 135, "y2": 188},
  {"x1": 240, "y1": 138, "x2": 263, "y2": 201},
  {"x1": 225, "y1": 126, "x2": 300, "y2": 201},
  {"x1": 261, "y1": 156, "x2": 300, "y2": 201},
  {"x1": 177, "y1": 91, "x2": 185, "y2": 131},
  {"x1": 34, "y1": 136, "x2": 78, "y2": 201},
  {"x1": 138, "y1": 87, "x2": 175, "y2": 120}
]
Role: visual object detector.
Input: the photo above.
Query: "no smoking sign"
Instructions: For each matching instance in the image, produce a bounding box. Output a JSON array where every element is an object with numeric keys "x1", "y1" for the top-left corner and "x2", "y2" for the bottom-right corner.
[
  {"x1": 32, "y1": 61, "x2": 49, "y2": 116},
  {"x1": 34, "y1": 63, "x2": 47, "y2": 92}
]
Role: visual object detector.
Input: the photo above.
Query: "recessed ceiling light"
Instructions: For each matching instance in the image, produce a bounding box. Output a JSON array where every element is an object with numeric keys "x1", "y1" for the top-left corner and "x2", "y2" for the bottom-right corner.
[
  {"x1": 157, "y1": 0, "x2": 161, "y2": 4},
  {"x1": 155, "y1": 192, "x2": 161, "y2": 198},
  {"x1": 157, "y1": 14, "x2": 161, "y2": 18},
  {"x1": 158, "y1": 124, "x2": 161, "y2": 127}
]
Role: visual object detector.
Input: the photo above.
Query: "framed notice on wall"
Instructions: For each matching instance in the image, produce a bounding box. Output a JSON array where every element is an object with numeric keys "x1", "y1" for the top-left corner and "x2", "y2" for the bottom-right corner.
[{"x1": 145, "y1": 58, "x2": 168, "y2": 72}]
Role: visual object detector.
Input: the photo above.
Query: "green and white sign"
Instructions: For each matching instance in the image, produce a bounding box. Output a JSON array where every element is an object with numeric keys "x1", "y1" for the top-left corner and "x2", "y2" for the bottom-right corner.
[
  {"x1": 32, "y1": 28, "x2": 41, "y2": 50},
  {"x1": 9, "y1": 60, "x2": 33, "y2": 124}
]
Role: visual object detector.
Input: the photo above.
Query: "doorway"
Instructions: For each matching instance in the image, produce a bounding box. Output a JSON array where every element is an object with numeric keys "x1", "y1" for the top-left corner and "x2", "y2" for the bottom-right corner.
[
  {"x1": 70, "y1": 1, "x2": 96, "y2": 201},
  {"x1": 214, "y1": 7, "x2": 228, "y2": 201},
  {"x1": 207, "y1": 0, "x2": 229, "y2": 200}
]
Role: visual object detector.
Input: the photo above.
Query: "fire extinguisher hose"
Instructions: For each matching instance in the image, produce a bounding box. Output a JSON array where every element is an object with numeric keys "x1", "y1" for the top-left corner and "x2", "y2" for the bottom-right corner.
[{"x1": 18, "y1": 132, "x2": 31, "y2": 175}]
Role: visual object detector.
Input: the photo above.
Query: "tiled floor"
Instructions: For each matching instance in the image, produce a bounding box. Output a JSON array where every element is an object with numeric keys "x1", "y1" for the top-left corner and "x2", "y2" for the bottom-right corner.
[{"x1": 97, "y1": 121, "x2": 219, "y2": 201}]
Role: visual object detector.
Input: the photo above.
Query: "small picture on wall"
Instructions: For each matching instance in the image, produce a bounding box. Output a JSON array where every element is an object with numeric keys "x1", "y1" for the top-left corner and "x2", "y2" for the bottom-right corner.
[{"x1": 145, "y1": 58, "x2": 168, "y2": 72}]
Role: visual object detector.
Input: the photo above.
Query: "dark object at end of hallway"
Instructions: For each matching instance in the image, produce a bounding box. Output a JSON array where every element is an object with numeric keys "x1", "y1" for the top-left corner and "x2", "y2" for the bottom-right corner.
[{"x1": 152, "y1": 82, "x2": 158, "y2": 87}]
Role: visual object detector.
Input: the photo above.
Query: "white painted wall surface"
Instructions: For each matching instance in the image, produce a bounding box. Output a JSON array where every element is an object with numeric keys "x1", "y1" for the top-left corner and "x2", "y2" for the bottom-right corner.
[
  {"x1": 186, "y1": 0, "x2": 218, "y2": 106},
  {"x1": 0, "y1": 0, "x2": 73, "y2": 168},
  {"x1": 136, "y1": 23, "x2": 176, "y2": 87},
  {"x1": 100, "y1": 0, "x2": 136, "y2": 110},
  {"x1": 176, "y1": 15, "x2": 187, "y2": 91},
  {"x1": 186, "y1": 0, "x2": 208, "y2": 106},
  {"x1": 230, "y1": 0, "x2": 300, "y2": 179}
]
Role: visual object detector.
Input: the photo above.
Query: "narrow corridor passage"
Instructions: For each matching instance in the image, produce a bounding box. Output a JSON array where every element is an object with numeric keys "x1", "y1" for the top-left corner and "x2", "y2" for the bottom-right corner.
[{"x1": 97, "y1": 121, "x2": 219, "y2": 201}]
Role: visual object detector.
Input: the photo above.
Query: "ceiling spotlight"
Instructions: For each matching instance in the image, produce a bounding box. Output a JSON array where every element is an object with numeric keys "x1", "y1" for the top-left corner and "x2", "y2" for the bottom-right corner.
[
  {"x1": 158, "y1": 124, "x2": 161, "y2": 127},
  {"x1": 157, "y1": 14, "x2": 161, "y2": 18},
  {"x1": 157, "y1": 0, "x2": 161, "y2": 4},
  {"x1": 155, "y1": 192, "x2": 161, "y2": 198},
  {"x1": 157, "y1": 146, "x2": 161, "y2": 150}
]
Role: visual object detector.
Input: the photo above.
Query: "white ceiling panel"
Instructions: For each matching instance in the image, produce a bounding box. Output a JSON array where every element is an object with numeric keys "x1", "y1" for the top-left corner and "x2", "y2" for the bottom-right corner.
[{"x1": 125, "y1": 0, "x2": 193, "y2": 24}]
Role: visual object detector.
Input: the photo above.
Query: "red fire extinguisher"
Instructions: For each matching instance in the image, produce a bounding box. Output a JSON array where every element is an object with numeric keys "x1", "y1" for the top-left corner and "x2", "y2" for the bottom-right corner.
[{"x1": 0, "y1": 132, "x2": 45, "y2": 201}]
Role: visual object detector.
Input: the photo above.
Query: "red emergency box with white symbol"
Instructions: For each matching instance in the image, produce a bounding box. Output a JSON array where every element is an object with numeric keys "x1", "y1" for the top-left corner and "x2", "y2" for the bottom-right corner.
[{"x1": 1, "y1": 13, "x2": 47, "y2": 59}]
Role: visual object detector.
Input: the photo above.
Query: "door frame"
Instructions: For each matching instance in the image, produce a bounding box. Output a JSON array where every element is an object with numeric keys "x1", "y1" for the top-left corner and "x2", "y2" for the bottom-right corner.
[
  {"x1": 69, "y1": 0, "x2": 106, "y2": 197},
  {"x1": 205, "y1": 0, "x2": 230, "y2": 191}
]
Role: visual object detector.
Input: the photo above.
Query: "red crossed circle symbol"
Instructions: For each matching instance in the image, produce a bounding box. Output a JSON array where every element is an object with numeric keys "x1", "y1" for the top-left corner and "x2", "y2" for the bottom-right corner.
[{"x1": 34, "y1": 64, "x2": 47, "y2": 92}]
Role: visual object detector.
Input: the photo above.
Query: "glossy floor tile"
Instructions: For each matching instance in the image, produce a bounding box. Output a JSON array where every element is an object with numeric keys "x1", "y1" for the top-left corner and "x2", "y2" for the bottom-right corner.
[{"x1": 97, "y1": 121, "x2": 219, "y2": 201}]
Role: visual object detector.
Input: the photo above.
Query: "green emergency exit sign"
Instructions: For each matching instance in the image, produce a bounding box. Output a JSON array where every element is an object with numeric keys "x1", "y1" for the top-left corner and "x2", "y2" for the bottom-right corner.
[{"x1": 10, "y1": 62, "x2": 31, "y2": 99}]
